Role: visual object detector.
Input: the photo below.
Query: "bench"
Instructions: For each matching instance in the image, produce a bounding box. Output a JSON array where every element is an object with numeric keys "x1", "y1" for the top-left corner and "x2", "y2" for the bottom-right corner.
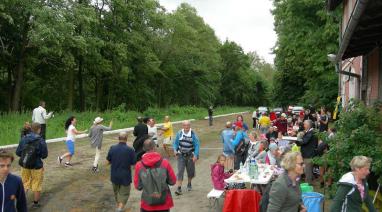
[{"x1": 207, "y1": 189, "x2": 224, "y2": 211}]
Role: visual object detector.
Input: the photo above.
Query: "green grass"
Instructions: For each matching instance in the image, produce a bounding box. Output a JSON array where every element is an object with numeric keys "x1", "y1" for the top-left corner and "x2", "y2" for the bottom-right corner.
[{"x1": 0, "y1": 106, "x2": 251, "y2": 145}]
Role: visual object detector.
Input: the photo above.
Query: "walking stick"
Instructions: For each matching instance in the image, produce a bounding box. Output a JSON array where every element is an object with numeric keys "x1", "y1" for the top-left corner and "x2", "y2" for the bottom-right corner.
[{"x1": 373, "y1": 183, "x2": 380, "y2": 204}]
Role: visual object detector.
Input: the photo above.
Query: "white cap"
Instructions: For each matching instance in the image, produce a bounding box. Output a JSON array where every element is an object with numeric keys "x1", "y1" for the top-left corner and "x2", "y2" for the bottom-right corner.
[
  {"x1": 94, "y1": 117, "x2": 103, "y2": 124},
  {"x1": 281, "y1": 113, "x2": 287, "y2": 118}
]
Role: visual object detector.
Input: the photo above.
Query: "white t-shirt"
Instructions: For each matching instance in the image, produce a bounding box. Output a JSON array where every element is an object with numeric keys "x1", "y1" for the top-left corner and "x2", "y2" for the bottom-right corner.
[
  {"x1": 66, "y1": 125, "x2": 76, "y2": 141},
  {"x1": 147, "y1": 125, "x2": 158, "y2": 141}
]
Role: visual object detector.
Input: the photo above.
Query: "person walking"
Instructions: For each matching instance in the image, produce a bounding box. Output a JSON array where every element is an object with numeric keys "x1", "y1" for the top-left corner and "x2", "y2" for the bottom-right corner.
[
  {"x1": 106, "y1": 132, "x2": 137, "y2": 212},
  {"x1": 0, "y1": 150, "x2": 27, "y2": 212},
  {"x1": 160, "y1": 116, "x2": 174, "y2": 158},
  {"x1": 134, "y1": 139, "x2": 176, "y2": 212},
  {"x1": 295, "y1": 120, "x2": 318, "y2": 184},
  {"x1": 267, "y1": 152, "x2": 307, "y2": 212},
  {"x1": 58, "y1": 116, "x2": 87, "y2": 167},
  {"x1": 32, "y1": 100, "x2": 53, "y2": 139},
  {"x1": 330, "y1": 156, "x2": 376, "y2": 212},
  {"x1": 173, "y1": 120, "x2": 200, "y2": 195},
  {"x1": 220, "y1": 122, "x2": 235, "y2": 170},
  {"x1": 16, "y1": 123, "x2": 48, "y2": 209},
  {"x1": 208, "y1": 106, "x2": 214, "y2": 126},
  {"x1": 88, "y1": 117, "x2": 112, "y2": 172},
  {"x1": 133, "y1": 117, "x2": 149, "y2": 161}
]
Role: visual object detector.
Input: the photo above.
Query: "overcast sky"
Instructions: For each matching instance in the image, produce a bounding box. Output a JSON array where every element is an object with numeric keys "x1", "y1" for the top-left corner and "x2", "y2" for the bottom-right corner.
[{"x1": 158, "y1": 0, "x2": 277, "y2": 64}]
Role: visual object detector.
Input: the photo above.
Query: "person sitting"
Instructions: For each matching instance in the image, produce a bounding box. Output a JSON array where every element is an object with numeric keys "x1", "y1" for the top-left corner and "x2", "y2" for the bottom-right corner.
[
  {"x1": 266, "y1": 127, "x2": 278, "y2": 143},
  {"x1": 255, "y1": 143, "x2": 280, "y2": 166},
  {"x1": 211, "y1": 154, "x2": 233, "y2": 190}
]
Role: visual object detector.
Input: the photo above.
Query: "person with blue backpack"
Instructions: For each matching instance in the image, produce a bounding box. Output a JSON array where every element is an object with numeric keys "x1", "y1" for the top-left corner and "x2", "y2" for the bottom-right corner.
[
  {"x1": 16, "y1": 122, "x2": 48, "y2": 209},
  {"x1": 173, "y1": 120, "x2": 200, "y2": 196}
]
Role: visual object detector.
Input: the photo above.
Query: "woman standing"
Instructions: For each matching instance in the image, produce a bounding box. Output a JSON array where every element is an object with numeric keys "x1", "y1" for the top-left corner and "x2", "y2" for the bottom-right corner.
[
  {"x1": 88, "y1": 117, "x2": 112, "y2": 172},
  {"x1": 58, "y1": 116, "x2": 87, "y2": 167},
  {"x1": 267, "y1": 151, "x2": 306, "y2": 212},
  {"x1": 330, "y1": 156, "x2": 376, "y2": 212}
]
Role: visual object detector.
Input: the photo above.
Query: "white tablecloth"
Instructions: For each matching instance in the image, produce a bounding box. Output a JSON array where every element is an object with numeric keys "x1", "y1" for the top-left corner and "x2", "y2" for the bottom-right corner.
[{"x1": 224, "y1": 164, "x2": 274, "y2": 185}]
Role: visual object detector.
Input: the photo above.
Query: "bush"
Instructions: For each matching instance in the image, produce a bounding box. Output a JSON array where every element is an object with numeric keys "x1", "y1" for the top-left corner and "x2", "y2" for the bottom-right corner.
[{"x1": 320, "y1": 101, "x2": 382, "y2": 193}]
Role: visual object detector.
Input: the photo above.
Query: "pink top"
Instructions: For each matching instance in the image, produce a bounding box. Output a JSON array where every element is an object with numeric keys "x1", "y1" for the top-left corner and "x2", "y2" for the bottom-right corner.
[{"x1": 357, "y1": 182, "x2": 365, "y2": 199}]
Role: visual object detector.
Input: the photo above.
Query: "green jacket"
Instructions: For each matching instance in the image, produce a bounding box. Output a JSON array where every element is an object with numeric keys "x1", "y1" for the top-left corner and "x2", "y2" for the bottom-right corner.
[
  {"x1": 267, "y1": 172, "x2": 302, "y2": 212},
  {"x1": 330, "y1": 172, "x2": 376, "y2": 212}
]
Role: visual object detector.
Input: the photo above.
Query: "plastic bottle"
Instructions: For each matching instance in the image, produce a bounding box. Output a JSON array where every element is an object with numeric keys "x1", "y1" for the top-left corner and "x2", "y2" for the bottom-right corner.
[
  {"x1": 253, "y1": 160, "x2": 259, "y2": 180},
  {"x1": 249, "y1": 159, "x2": 255, "y2": 179},
  {"x1": 239, "y1": 162, "x2": 244, "y2": 172}
]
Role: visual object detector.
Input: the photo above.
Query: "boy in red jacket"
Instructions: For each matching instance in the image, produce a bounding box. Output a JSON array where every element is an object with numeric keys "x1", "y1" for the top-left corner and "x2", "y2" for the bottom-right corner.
[{"x1": 134, "y1": 139, "x2": 176, "y2": 212}]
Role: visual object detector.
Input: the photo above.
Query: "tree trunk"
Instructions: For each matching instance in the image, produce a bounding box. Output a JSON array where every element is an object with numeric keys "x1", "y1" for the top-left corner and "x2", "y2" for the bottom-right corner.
[
  {"x1": 95, "y1": 75, "x2": 103, "y2": 111},
  {"x1": 67, "y1": 67, "x2": 74, "y2": 110},
  {"x1": 7, "y1": 68, "x2": 13, "y2": 112},
  {"x1": 78, "y1": 56, "x2": 85, "y2": 111}
]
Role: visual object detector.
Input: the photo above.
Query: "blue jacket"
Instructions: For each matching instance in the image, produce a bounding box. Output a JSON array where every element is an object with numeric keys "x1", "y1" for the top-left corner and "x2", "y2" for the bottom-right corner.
[
  {"x1": 231, "y1": 131, "x2": 248, "y2": 148},
  {"x1": 16, "y1": 132, "x2": 48, "y2": 169},
  {"x1": 0, "y1": 173, "x2": 27, "y2": 212},
  {"x1": 106, "y1": 142, "x2": 137, "y2": 186},
  {"x1": 220, "y1": 129, "x2": 234, "y2": 155},
  {"x1": 173, "y1": 130, "x2": 200, "y2": 158}
]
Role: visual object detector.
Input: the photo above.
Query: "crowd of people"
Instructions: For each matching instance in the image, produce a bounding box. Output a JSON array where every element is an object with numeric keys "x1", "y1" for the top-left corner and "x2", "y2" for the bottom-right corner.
[
  {"x1": 0, "y1": 101, "x2": 377, "y2": 212},
  {"x1": 213, "y1": 110, "x2": 376, "y2": 212}
]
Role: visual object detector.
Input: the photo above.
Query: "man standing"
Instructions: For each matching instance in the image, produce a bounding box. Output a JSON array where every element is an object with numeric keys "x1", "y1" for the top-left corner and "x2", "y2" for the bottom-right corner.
[
  {"x1": 160, "y1": 116, "x2": 174, "y2": 158},
  {"x1": 147, "y1": 118, "x2": 158, "y2": 147},
  {"x1": 107, "y1": 132, "x2": 136, "y2": 212},
  {"x1": 16, "y1": 122, "x2": 48, "y2": 209},
  {"x1": 252, "y1": 110, "x2": 258, "y2": 129},
  {"x1": 231, "y1": 122, "x2": 249, "y2": 170},
  {"x1": 134, "y1": 139, "x2": 176, "y2": 212},
  {"x1": 0, "y1": 150, "x2": 27, "y2": 212},
  {"x1": 173, "y1": 120, "x2": 200, "y2": 195},
  {"x1": 32, "y1": 100, "x2": 53, "y2": 139},
  {"x1": 208, "y1": 106, "x2": 214, "y2": 126},
  {"x1": 133, "y1": 117, "x2": 149, "y2": 161},
  {"x1": 296, "y1": 120, "x2": 318, "y2": 184},
  {"x1": 221, "y1": 122, "x2": 234, "y2": 170}
]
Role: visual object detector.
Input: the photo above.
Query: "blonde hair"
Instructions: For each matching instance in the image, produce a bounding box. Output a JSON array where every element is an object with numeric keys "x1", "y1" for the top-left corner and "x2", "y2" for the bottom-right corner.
[
  {"x1": 350, "y1": 156, "x2": 372, "y2": 171},
  {"x1": 281, "y1": 151, "x2": 302, "y2": 171},
  {"x1": 216, "y1": 154, "x2": 226, "y2": 163}
]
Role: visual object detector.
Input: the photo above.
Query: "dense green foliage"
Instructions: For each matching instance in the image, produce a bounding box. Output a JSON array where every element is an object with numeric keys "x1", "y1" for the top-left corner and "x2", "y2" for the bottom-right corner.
[
  {"x1": 319, "y1": 101, "x2": 382, "y2": 191},
  {"x1": 271, "y1": 0, "x2": 339, "y2": 109},
  {"x1": 0, "y1": 105, "x2": 250, "y2": 145},
  {"x1": 0, "y1": 0, "x2": 272, "y2": 112}
]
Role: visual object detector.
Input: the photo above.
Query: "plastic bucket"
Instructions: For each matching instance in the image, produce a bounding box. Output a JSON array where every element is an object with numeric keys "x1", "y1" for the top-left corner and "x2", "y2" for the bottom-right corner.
[{"x1": 302, "y1": 192, "x2": 324, "y2": 212}]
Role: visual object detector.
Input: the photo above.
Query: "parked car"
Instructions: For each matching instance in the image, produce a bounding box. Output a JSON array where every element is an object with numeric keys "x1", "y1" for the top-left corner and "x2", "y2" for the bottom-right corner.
[
  {"x1": 272, "y1": 107, "x2": 283, "y2": 115},
  {"x1": 257, "y1": 106, "x2": 268, "y2": 114},
  {"x1": 292, "y1": 106, "x2": 304, "y2": 115}
]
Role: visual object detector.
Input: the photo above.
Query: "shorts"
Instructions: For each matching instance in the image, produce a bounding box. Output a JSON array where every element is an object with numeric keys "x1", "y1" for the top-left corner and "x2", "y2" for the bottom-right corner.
[
  {"x1": 21, "y1": 168, "x2": 44, "y2": 192},
  {"x1": 163, "y1": 137, "x2": 173, "y2": 145},
  {"x1": 66, "y1": 140, "x2": 75, "y2": 155},
  {"x1": 112, "y1": 184, "x2": 131, "y2": 204},
  {"x1": 176, "y1": 153, "x2": 195, "y2": 181}
]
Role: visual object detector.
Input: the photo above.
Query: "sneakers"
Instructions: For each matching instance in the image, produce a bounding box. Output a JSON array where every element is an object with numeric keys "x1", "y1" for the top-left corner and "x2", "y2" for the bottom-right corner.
[
  {"x1": 92, "y1": 165, "x2": 99, "y2": 173},
  {"x1": 187, "y1": 183, "x2": 192, "y2": 191},
  {"x1": 57, "y1": 156, "x2": 63, "y2": 164},
  {"x1": 175, "y1": 187, "x2": 182, "y2": 195},
  {"x1": 32, "y1": 202, "x2": 41, "y2": 208},
  {"x1": 64, "y1": 162, "x2": 73, "y2": 167}
]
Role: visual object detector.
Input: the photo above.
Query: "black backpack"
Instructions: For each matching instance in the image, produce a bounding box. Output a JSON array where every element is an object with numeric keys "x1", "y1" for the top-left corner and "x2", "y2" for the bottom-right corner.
[
  {"x1": 140, "y1": 159, "x2": 168, "y2": 205},
  {"x1": 19, "y1": 139, "x2": 39, "y2": 169}
]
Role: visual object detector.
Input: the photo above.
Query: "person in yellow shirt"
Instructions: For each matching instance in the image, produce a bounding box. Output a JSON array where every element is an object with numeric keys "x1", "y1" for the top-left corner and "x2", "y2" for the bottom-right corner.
[
  {"x1": 160, "y1": 116, "x2": 174, "y2": 157},
  {"x1": 259, "y1": 112, "x2": 271, "y2": 134}
]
